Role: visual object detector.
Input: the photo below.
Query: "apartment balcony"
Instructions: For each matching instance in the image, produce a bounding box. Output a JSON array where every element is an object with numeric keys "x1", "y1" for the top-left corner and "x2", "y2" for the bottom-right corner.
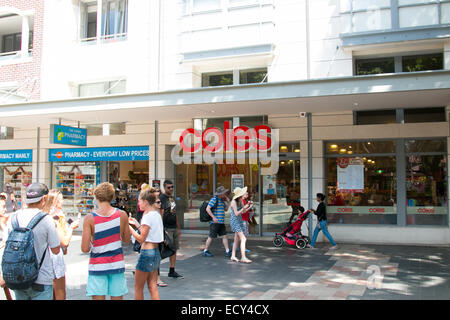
[
  {"x1": 180, "y1": 1, "x2": 275, "y2": 62},
  {"x1": 338, "y1": 0, "x2": 450, "y2": 49}
]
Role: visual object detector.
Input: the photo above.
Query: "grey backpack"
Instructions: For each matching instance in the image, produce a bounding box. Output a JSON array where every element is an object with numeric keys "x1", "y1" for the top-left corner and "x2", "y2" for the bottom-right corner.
[{"x1": 1, "y1": 212, "x2": 48, "y2": 290}]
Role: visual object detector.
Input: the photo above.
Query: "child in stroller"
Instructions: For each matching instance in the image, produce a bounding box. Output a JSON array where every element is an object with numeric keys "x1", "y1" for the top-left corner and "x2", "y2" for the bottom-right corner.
[{"x1": 273, "y1": 207, "x2": 311, "y2": 249}]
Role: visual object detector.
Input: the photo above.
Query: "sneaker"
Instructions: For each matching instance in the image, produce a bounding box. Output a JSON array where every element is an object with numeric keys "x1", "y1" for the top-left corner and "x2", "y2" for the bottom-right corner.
[
  {"x1": 306, "y1": 244, "x2": 317, "y2": 249},
  {"x1": 225, "y1": 250, "x2": 232, "y2": 258},
  {"x1": 168, "y1": 271, "x2": 184, "y2": 278},
  {"x1": 202, "y1": 250, "x2": 213, "y2": 257},
  {"x1": 330, "y1": 245, "x2": 338, "y2": 250}
]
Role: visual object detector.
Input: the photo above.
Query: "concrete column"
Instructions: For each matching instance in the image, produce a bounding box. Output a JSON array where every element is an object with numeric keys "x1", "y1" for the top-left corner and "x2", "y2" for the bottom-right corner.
[
  {"x1": 444, "y1": 41, "x2": 450, "y2": 70},
  {"x1": 97, "y1": 0, "x2": 103, "y2": 42},
  {"x1": 21, "y1": 15, "x2": 30, "y2": 57}
]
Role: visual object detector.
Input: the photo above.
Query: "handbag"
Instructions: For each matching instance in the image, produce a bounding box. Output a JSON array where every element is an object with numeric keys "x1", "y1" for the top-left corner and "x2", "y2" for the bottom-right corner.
[
  {"x1": 133, "y1": 229, "x2": 142, "y2": 253},
  {"x1": 159, "y1": 231, "x2": 176, "y2": 260}
]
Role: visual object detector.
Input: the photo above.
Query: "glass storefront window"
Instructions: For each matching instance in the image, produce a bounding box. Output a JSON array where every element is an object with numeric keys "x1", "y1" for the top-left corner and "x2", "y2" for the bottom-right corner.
[
  {"x1": 262, "y1": 159, "x2": 301, "y2": 232},
  {"x1": 406, "y1": 138, "x2": 448, "y2": 226},
  {"x1": 325, "y1": 140, "x2": 396, "y2": 155},
  {"x1": 405, "y1": 138, "x2": 446, "y2": 153},
  {"x1": 0, "y1": 164, "x2": 32, "y2": 209},
  {"x1": 176, "y1": 163, "x2": 214, "y2": 231},
  {"x1": 53, "y1": 162, "x2": 98, "y2": 216},
  {"x1": 327, "y1": 156, "x2": 397, "y2": 225}
]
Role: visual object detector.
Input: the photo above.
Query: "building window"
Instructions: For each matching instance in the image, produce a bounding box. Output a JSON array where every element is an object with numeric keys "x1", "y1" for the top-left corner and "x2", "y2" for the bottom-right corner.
[
  {"x1": 404, "y1": 107, "x2": 446, "y2": 123},
  {"x1": 355, "y1": 53, "x2": 443, "y2": 75},
  {"x1": 1, "y1": 32, "x2": 33, "y2": 54},
  {"x1": 202, "y1": 68, "x2": 267, "y2": 87},
  {"x1": 326, "y1": 140, "x2": 397, "y2": 225},
  {"x1": 355, "y1": 107, "x2": 446, "y2": 125},
  {"x1": 84, "y1": 123, "x2": 125, "y2": 136},
  {"x1": 78, "y1": 80, "x2": 126, "y2": 97},
  {"x1": 80, "y1": 0, "x2": 128, "y2": 41},
  {"x1": 355, "y1": 110, "x2": 397, "y2": 125},
  {"x1": 355, "y1": 57, "x2": 395, "y2": 75},
  {"x1": 202, "y1": 72, "x2": 233, "y2": 87},
  {"x1": 402, "y1": 53, "x2": 443, "y2": 72},
  {"x1": 0, "y1": 126, "x2": 14, "y2": 140}
]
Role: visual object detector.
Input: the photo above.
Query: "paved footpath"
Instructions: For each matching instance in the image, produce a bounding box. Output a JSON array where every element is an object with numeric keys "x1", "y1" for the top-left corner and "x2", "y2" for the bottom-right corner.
[{"x1": 1, "y1": 233, "x2": 450, "y2": 300}]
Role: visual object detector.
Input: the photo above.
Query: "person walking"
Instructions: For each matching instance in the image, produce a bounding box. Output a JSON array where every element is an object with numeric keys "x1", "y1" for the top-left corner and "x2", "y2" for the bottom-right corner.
[
  {"x1": 307, "y1": 193, "x2": 338, "y2": 250},
  {"x1": 159, "y1": 180, "x2": 183, "y2": 279},
  {"x1": 81, "y1": 182, "x2": 131, "y2": 300},
  {"x1": 202, "y1": 186, "x2": 231, "y2": 258},
  {"x1": 3, "y1": 184, "x2": 17, "y2": 213},
  {"x1": 229, "y1": 187, "x2": 253, "y2": 263},
  {"x1": 3, "y1": 183, "x2": 61, "y2": 300},
  {"x1": 42, "y1": 189, "x2": 80, "y2": 300},
  {"x1": 128, "y1": 187, "x2": 164, "y2": 300}
]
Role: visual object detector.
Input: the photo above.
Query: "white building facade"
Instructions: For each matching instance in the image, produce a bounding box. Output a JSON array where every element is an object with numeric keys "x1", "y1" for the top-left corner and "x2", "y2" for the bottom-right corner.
[{"x1": 1, "y1": 0, "x2": 450, "y2": 245}]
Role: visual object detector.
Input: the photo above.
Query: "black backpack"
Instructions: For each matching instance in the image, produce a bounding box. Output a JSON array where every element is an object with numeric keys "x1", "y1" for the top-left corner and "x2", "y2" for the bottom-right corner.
[{"x1": 199, "y1": 196, "x2": 218, "y2": 222}]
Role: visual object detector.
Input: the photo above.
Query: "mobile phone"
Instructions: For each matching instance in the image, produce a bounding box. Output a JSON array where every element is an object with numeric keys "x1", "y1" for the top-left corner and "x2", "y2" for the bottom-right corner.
[{"x1": 67, "y1": 218, "x2": 74, "y2": 225}]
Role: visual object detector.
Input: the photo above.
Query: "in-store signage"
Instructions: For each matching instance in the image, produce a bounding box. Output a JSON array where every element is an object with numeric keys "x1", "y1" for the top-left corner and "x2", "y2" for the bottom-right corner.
[
  {"x1": 49, "y1": 146, "x2": 149, "y2": 162},
  {"x1": 0, "y1": 149, "x2": 33, "y2": 163},
  {"x1": 50, "y1": 124, "x2": 87, "y2": 146}
]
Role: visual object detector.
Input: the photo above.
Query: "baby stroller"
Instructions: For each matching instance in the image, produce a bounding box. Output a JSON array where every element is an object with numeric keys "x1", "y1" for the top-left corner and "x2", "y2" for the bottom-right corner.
[{"x1": 273, "y1": 209, "x2": 310, "y2": 249}]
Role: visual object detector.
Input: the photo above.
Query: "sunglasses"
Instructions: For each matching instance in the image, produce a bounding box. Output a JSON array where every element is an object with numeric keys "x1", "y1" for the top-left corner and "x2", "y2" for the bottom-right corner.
[
  {"x1": 154, "y1": 200, "x2": 162, "y2": 204},
  {"x1": 166, "y1": 186, "x2": 174, "y2": 189}
]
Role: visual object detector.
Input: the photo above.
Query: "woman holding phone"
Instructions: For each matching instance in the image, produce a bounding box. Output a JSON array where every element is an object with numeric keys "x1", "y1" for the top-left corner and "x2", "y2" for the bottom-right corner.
[
  {"x1": 128, "y1": 187, "x2": 164, "y2": 300},
  {"x1": 229, "y1": 187, "x2": 253, "y2": 263},
  {"x1": 43, "y1": 189, "x2": 80, "y2": 300}
]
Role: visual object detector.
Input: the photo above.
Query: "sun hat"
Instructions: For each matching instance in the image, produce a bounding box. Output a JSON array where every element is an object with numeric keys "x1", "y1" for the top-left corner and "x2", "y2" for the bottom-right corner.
[
  {"x1": 24, "y1": 183, "x2": 49, "y2": 204},
  {"x1": 232, "y1": 186, "x2": 248, "y2": 201},
  {"x1": 214, "y1": 186, "x2": 228, "y2": 196}
]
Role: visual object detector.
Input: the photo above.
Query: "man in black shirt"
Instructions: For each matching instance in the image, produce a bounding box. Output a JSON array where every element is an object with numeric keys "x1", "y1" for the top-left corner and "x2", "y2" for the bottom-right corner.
[{"x1": 160, "y1": 180, "x2": 183, "y2": 278}]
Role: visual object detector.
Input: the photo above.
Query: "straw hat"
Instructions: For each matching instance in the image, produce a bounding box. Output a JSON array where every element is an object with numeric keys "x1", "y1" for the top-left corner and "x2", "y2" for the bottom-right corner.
[{"x1": 232, "y1": 186, "x2": 248, "y2": 201}]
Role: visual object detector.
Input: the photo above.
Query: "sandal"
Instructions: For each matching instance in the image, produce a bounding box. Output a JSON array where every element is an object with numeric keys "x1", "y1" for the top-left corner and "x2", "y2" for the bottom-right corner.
[
  {"x1": 157, "y1": 281, "x2": 168, "y2": 287},
  {"x1": 230, "y1": 257, "x2": 240, "y2": 262},
  {"x1": 241, "y1": 259, "x2": 252, "y2": 264}
]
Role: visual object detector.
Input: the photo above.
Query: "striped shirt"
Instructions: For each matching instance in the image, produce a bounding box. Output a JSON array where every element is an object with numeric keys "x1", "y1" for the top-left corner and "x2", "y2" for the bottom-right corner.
[
  {"x1": 88, "y1": 208, "x2": 125, "y2": 276},
  {"x1": 208, "y1": 196, "x2": 227, "y2": 224}
]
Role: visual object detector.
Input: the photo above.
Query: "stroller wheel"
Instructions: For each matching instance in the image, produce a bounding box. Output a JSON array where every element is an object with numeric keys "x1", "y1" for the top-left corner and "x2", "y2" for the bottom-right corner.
[
  {"x1": 302, "y1": 236, "x2": 310, "y2": 244},
  {"x1": 296, "y1": 238, "x2": 307, "y2": 249},
  {"x1": 273, "y1": 235, "x2": 284, "y2": 247}
]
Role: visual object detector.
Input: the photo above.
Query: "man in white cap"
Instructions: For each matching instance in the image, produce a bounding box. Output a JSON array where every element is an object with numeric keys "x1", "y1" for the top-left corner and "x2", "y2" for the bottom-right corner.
[
  {"x1": 202, "y1": 186, "x2": 231, "y2": 257},
  {"x1": 4, "y1": 183, "x2": 61, "y2": 300}
]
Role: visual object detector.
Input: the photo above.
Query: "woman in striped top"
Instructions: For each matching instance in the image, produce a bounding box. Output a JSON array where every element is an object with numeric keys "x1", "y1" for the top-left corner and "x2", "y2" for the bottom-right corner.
[
  {"x1": 128, "y1": 187, "x2": 164, "y2": 300},
  {"x1": 81, "y1": 182, "x2": 131, "y2": 300}
]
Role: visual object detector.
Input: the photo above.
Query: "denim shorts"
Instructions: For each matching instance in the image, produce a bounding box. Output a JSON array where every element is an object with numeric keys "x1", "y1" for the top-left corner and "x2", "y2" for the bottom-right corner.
[
  {"x1": 86, "y1": 273, "x2": 128, "y2": 297},
  {"x1": 136, "y1": 248, "x2": 161, "y2": 273}
]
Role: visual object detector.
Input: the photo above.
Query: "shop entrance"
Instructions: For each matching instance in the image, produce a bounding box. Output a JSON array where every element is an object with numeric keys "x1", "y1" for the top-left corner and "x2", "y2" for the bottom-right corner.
[
  {"x1": 52, "y1": 160, "x2": 149, "y2": 217},
  {"x1": 261, "y1": 143, "x2": 301, "y2": 233}
]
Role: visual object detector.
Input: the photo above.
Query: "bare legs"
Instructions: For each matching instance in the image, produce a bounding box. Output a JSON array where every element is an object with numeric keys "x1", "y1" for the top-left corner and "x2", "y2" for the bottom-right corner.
[
  {"x1": 230, "y1": 232, "x2": 251, "y2": 263},
  {"x1": 134, "y1": 269, "x2": 160, "y2": 300}
]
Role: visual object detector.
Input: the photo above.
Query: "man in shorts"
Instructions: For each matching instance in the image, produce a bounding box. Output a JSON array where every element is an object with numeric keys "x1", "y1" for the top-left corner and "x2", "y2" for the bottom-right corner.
[
  {"x1": 202, "y1": 186, "x2": 231, "y2": 258},
  {"x1": 160, "y1": 180, "x2": 183, "y2": 278}
]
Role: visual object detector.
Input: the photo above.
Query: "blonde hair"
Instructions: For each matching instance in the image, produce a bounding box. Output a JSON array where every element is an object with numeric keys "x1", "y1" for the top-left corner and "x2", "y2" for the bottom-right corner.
[
  {"x1": 139, "y1": 187, "x2": 158, "y2": 205},
  {"x1": 94, "y1": 182, "x2": 115, "y2": 203},
  {"x1": 42, "y1": 189, "x2": 62, "y2": 214},
  {"x1": 141, "y1": 183, "x2": 149, "y2": 191}
]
